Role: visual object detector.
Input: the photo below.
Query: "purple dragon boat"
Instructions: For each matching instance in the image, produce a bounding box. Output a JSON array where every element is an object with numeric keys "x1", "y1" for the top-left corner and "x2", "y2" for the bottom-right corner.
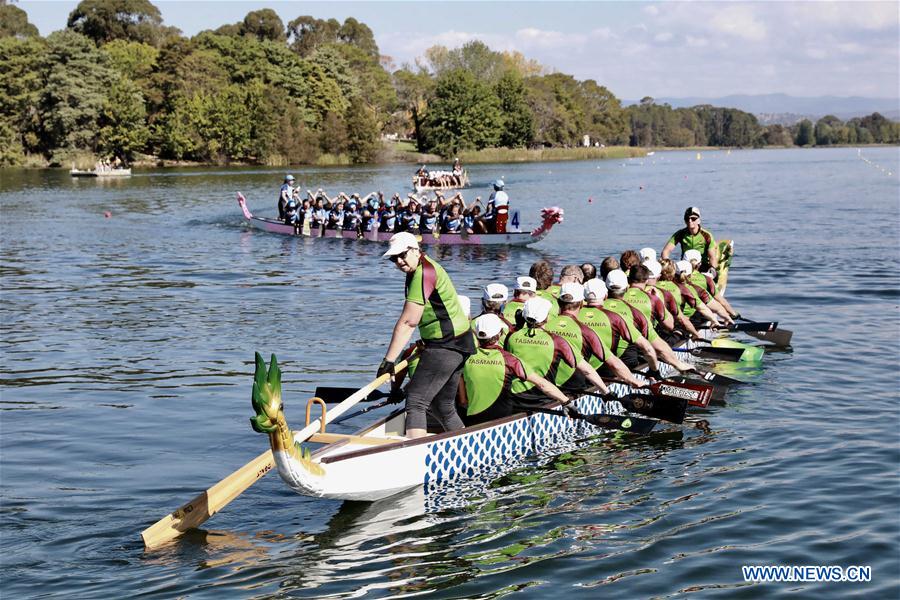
[{"x1": 237, "y1": 193, "x2": 561, "y2": 246}]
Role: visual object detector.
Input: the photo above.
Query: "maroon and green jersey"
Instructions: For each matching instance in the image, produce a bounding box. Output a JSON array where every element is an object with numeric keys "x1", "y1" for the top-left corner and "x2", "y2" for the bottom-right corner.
[
  {"x1": 545, "y1": 313, "x2": 608, "y2": 370},
  {"x1": 604, "y1": 297, "x2": 657, "y2": 343},
  {"x1": 504, "y1": 326, "x2": 577, "y2": 392},
  {"x1": 668, "y1": 226, "x2": 716, "y2": 269},
  {"x1": 405, "y1": 255, "x2": 474, "y2": 353},
  {"x1": 462, "y1": 345, "x2": 530, "y2": 416},
  {"x1": 578, "y1": 305, "x2": 635, "y2": 361}
]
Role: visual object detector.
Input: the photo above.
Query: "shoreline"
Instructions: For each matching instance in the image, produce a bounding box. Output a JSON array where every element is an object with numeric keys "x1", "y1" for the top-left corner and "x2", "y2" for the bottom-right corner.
[{"x1": 10, "y1": 143, "x2": 897, "y2": 171}]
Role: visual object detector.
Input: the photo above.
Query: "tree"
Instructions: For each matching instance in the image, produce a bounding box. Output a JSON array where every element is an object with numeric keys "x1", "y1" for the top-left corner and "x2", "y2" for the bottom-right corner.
[
  {"x1": 337, "y1": 17, "x2": 378, "y2": 58},
  {"x1": 525, "y1": 74, "x2": 585, "y2": 147},
  {"x1": 392, "y1": 67, "x2": 433, "y2": 147},
  {"x1": 494, "y1": 71, "x2": 533, "y2": 147},
  {"x1": 0, "y1": 0, "x2": 39, "y2": 38},
  {"x1": 240, "y1": 9, "x2": 285, "y2": 43},
  {"x1": 37, "y1": 30, "x2": 115, "y2": 163},
  {"x1": 425, "y1": 40, "x2": 507, "y2": 83},
  {"x1": 421, "y1": 68, "x2": 503, "y2": 156},
  {"x1": 98, "y1": 76, "x2": 149, "y2": 160},
  {"x1": 795, "y1": 119, "x2": 814, "y2": 146},
  {"x1": 0, "y1": 35, "x2": 47, "y2": 153},
  {"x1": 67, "y1": 0, "x2": 170, "y2": 46},
  {"x1": 579, "y1": 80, "x2": 629, "y2": 145},
  {"x1": 344, "y1": 99, "x2": 379, "y2": 163},
  {"x1": 286, "y1": 15, "x2": 339, "y2": 56}
]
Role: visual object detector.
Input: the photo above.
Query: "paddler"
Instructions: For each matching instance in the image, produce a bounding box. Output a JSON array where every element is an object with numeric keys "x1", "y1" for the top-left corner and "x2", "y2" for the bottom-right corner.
[
  {"x1": 459, "y1": 314, "x2": 572, "y2": 426},
  {"x1": 643, "y1": 259, "x2": 706, "y2": 343},
  {"x1": 502, "y1": 276, "x2": 537, "y2": 323},
  {"x1": 379, "y1": 232, "x2": 475, "y2": 439},
  {"x1": 504, "y1": 297, "x2": 616, "y2": 401},
  {"x1": 661, "y1": 206, "x2": 718, "y2": 273},
  {"x1": 684, "y1": 249, "x2": 740, "y2": 319},
  {"x1": 656, "y1": 259, "x2": 723, "y2": 330},
  {"x1": 674, "y1": 260, "x2": 735, "y2": 327},
  {"x1": 604, "y1": 269, "x2": 696, "y2": 374},
  {"x1": 579, "y1": 279, "x2": 662, "y2": 377},
  {"x1": 473, "y1": 283, "x2": 513, "y2": 339},
  {"x1": 546, "y1": 283, "x2": 647, "y2": 389},
  {"x1": 529, "y1": 260, "x2": 560, "y2": 317}
]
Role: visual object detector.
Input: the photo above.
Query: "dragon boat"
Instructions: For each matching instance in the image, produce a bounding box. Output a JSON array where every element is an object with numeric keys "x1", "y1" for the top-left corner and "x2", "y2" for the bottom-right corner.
[
  {"x1": 237, "y1": 193, "x2": 562, "y2": 246},
  {"x1": 249, "y1": 353, "x2": 655, "y2": 502},
  {"x1": 413, "y1": 170, "x2": 469, "y2": 193}
]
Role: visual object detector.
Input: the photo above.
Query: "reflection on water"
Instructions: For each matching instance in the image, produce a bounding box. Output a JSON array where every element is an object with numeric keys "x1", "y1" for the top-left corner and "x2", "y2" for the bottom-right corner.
[{"x1": 2, "y1": 148, "x2": 899, "y2": 599}]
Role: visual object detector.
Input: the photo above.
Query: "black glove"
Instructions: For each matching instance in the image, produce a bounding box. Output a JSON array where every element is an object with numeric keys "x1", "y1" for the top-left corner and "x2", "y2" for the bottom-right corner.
[
  {"x1": 601, "y1": 392, "x2": 618, "y2": 403},
  {"x1": 514, "y1": 308, "x2": 526, "y2": 330},
  {"x1": 563, "y1": 403, "x2": 579, "y2": 419},
  {"x1": 646, "y1": 368, "x2": 662, "y2": 381},
  {"x1": 376, "y1": 359, "x2": 395, "y2": 378}
]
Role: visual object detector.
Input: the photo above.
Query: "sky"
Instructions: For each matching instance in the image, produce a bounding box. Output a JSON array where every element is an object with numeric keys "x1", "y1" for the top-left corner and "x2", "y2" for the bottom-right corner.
[{"x1": 17, "y1": 0, "x2": 900, "y2": 100}]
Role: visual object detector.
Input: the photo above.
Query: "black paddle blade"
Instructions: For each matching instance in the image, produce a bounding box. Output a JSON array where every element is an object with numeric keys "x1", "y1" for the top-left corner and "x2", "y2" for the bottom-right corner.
[
  {"x1": 620, "y1": 394, "x2": 687, "y2": 424},
  {"x1": 313, "y1": 386, "x2": 390, "y2": 404},
  {"x1": 577, "y1": 411, "x2": 657, "y2": 434},
  {"x1": 745, "y1": 328, "x2": 793, "y2": 347},
  {"x1": 690, "y1": 346, "x2": 744, "y2": 361},
  {"x1": 691, "y1": 369, "x2": 744, "y2": 386},
  {"x1": 728, "y1": 321, "x2": 778, "y2": 333}
]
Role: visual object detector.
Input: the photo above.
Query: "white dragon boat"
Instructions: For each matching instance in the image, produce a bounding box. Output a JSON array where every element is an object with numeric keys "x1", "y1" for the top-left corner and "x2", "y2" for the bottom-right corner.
[
  {"x1": 70, "y1": 167, "x2": 132, "y2": 177},
  {"x1": 413, "y1": 170, "x2": 469, "y2": 192}
]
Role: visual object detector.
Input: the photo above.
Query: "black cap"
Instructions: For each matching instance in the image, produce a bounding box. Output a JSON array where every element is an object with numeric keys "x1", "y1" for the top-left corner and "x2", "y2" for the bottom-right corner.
[{"x1": 684, "y1": 206, "x2": 701, "y2": 220}]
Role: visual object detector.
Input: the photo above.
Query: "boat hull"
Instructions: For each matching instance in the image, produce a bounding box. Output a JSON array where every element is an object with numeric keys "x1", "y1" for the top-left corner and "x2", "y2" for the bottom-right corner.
[
  {"x1": 70, "y1": 168, "x2": 132, "y2": 177},
  {"x1": 275, "y1": 389, "x2": 629, "y2": 502}
]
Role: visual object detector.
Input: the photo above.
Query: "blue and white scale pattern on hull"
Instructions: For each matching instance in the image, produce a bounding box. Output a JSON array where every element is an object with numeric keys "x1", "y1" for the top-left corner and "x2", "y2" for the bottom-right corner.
[{"x1": 423, "y1": 395, "x2": 624, "y2": 486}]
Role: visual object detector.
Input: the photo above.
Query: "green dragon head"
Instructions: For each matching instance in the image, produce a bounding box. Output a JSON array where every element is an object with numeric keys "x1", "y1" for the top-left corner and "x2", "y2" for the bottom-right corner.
[{"x1": 250, "y1": 352, "x2": 282, "y2": 434}]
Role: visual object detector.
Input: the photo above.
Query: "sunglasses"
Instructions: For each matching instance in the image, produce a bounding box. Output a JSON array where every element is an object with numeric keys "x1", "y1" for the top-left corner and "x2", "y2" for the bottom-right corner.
[
  {"x1": 687, "y1": 215, "x2": 700, "y2": 222},
  {"x1": 389, "y1": 249, "x2": 413, "y2": 263}
]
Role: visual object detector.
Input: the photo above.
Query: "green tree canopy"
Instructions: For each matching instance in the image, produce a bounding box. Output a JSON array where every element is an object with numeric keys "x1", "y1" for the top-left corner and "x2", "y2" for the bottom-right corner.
[
  {"x1": 421, "y1": 68, "x2": 503, "y2": 156},
  {"x1": 241, "y1": 9, "x2": 285, "y2": 43},
  {"x1": 67, "y1": 0, "x2": 172, "y2": 46},
  {"x1": 795, "y1": 119, "x2": 814, "y2": 146},
  {"x1": 0, "y1": 0, "x2": 39, "y2": 38},
  {"x1": 494, "y1": 71, "x2": 533, "y2": 147}
]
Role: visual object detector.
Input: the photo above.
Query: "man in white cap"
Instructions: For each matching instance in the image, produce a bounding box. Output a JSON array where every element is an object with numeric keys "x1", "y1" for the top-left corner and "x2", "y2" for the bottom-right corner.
[
  {"x1": 502, "y1": 276, "x2": 537, "y2": 324},
  {"x1": 546, "y1": 282, "x2": 647, "y2": 389},
  {"x1": 485, "y1": 179, "x2": 509, "y2": 233},
  {"x1": 504, "y1": 297, "x2": 617, "y2": 402},
  {"x1": 278, "y1": 174, "x2": 295, "y2": 220},
  {"x1": 379, "y1": 232, "x2": 475, "y2": 438},
  {"x1": 580, "y1": 279, "x2": 661, "y2": 376},
  {"x1": 661, "y1": 206, "x2": 718, "y2": 273},
  {"x1": 604, "y1": 269, "x2": 696, "y2": 375},
  {"x1": 684, "y1": 249, "x2": 739, "y2": 319},
  {"x1": 459, "y1": 314, "x2": 571, "y2": 425}
]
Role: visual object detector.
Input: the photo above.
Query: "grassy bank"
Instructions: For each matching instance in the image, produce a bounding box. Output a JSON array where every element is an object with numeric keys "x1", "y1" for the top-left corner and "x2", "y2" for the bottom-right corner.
[{"x1": 457, "y1": 146, "x2": 645, "y2": 163}]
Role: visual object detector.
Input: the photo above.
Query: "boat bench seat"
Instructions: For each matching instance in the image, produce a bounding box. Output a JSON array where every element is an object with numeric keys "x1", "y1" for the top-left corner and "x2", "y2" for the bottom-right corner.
[{"x1": 308, "y1": 432, "x2": 402, "y2": 446}]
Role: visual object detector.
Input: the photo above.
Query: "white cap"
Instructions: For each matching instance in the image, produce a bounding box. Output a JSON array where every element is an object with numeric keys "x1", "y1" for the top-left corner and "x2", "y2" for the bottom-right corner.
[
  {"x1": 639, "y1": 247, "x2": 657, "y2": 263},
  {"x1": 482, "y1": 283, "x2": 509, "y2": 303},
  {"x1": 584, "y1": 279, "x2": 608, "y2": 302},
  {"x1": 457, "y1": 294, "x2": 471, "y2": 318},
  {"x1": 605, "y1": 269, "x2": 628, "y2": 291},
  {"x1": 675, "y1": 260, "x2": 693, "y2": 275},
  {"x1": 515, "y1": 276, "x2": 538, "y2": 292},
  {"x1": 684, "y1": 249, "x2": 702, "y2": 263},
  {"x1": 644, "y1": 259, "x2": 662, "y2": 279},
  {"x1": 382, "y1": 232, "x2": 419, "y2": 258},
  {"x1": 558, "y1": 282, "x2": 585, "y2": 303},
  {"x1": 473, "y1": 313, "x2": 504, "y2": 339},
  {"x1": 522, "y1": 297, "x2": 552, "y2": 323}
]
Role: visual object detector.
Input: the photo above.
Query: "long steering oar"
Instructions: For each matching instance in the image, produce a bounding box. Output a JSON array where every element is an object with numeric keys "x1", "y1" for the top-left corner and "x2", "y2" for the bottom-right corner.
[
  {"x1": 314, "y1": 386, "x2": 394, "y2": 404},
  {"x1": 140, "y1": 351, "x2": 417, "y2": 550},
  {"x1": 736, "y1": 316, "x2": 793, "y2": 347},
  {"x1": 515, "y1": 403, "x2": 657, "y2": 435}
]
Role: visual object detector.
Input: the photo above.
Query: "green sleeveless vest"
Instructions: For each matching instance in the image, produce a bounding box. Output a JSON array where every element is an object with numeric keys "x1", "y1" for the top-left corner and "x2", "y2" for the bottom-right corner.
[
  {"x1": 544, "y1": 315, "x2": 582, "y2": 383},
  {"x1": 463, "y1": 347, "x2": 509, "y2": 416},
  {"x1": 505, "y1": 327, "x2": 568, "y2": 392}
]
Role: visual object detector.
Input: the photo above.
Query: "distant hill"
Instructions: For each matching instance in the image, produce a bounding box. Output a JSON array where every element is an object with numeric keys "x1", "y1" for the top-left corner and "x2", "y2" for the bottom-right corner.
[{"x1": 624, "y1": 94, "x2": 900, "y2": 125}]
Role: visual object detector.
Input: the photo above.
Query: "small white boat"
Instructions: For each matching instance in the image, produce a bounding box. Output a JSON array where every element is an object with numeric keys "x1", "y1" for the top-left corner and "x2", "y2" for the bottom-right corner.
[{"x1": 70, "y1": 167, "x2": 132, "y2": 178}]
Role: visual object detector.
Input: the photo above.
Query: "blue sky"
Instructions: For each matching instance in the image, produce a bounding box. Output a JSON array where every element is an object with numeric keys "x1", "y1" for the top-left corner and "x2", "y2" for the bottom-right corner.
[{"x1": 19, "y1": 1, "x2": 900, "y2": 100}]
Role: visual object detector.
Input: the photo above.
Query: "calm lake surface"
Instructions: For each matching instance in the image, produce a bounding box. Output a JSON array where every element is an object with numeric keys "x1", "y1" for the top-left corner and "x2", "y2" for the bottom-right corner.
[{"x1": 2, "y1": 148, "x2": 899, "y2": 598}]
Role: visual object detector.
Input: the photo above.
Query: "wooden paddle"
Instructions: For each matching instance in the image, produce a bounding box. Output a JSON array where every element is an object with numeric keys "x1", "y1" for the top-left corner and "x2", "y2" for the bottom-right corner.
[
  {"x1": 140, "y1": 353, "x2": 417, "y2": 550},
  {"x1": 603, "y1": 376, "x2": 715, "y2": 407},
  {"x1": 314, "y1": 386, "x2": 394, "y2": 404},
  {"x1": 516, "y1": 404, "x2": 657, "y2": 435}
]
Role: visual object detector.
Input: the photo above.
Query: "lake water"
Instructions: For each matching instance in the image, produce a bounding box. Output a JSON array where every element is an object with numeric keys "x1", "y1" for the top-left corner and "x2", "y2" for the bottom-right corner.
[{"x1": 1, "y1": 147, "x2": 898, "y2": 598}]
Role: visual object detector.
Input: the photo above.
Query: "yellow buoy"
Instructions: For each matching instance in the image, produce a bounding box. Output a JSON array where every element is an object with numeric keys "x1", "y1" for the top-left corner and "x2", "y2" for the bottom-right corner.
[{"x1": 696, "y1": 152, "x2": 702, "y2": 160}]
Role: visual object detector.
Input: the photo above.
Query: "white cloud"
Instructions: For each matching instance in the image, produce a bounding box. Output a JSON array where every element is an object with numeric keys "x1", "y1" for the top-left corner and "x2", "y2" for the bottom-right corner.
[
  {"x1": 709, "y1": 6, "x2": 767, "y2": 41},
  {"x1": 654, "y1": 32, "x2": 674, "y2": 43}
]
